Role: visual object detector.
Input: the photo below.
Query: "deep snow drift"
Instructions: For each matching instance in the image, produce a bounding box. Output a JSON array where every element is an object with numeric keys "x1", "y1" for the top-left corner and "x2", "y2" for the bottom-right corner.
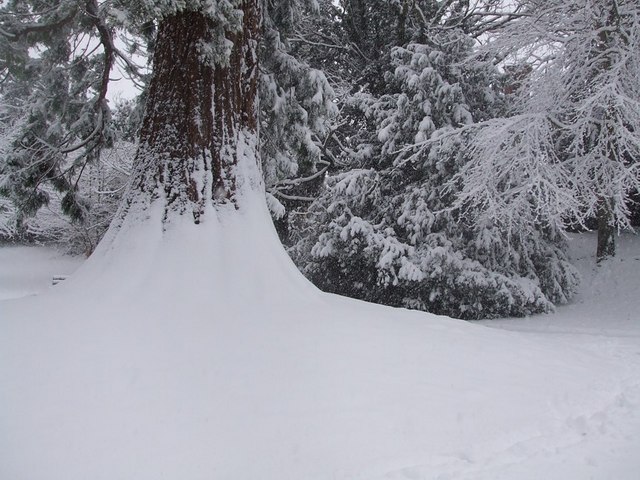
[{"x1": 1, "y1": 197, "x2": 639, "y2": 480}]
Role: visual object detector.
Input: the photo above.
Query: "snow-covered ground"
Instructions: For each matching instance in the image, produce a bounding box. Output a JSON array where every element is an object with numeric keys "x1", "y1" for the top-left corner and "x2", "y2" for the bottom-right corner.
[
  {"x1": 0, "y1": 245, "x2": 83, "y2": 301},
  {"x1": 1, "y1": 211, "x2": 639, "y2": 480},
  {"x1": 477, "y1": 232, "x2": 640, "y2": 478}
]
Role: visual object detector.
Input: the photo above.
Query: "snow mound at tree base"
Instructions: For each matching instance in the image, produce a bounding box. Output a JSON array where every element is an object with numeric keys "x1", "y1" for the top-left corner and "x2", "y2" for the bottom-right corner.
[{"x1": 2, "y1": 196, "x2": 639, "y2": 480}]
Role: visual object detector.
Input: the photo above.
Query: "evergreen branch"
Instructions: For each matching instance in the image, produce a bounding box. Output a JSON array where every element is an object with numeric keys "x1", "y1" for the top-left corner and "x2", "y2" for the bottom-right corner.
[
  {"x1": 57, "y1": 0, "x2": 115, "y2": 157},
  {"x1": 59, "y1": 109, "x2": 104, "y2": 155},
  {"x1": 272, "y1": 191, "x2": 316, "y2": 202},
  {"x1": 85, "y1": 0, "x2": 114, "y2": 107},
  {"x1": 1, "y1": 6, "x2": 79, "y2": 39},
  {"x1": 275, "y1": 164, "x2": 329, "y2": 188}
]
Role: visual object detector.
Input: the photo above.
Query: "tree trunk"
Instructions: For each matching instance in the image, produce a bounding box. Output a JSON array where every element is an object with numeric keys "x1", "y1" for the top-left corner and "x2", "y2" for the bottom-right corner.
[
  {"x1": 128, "y1": 2, "x2": 261, "y2": 223},
  {"x1": 594, "y1": 6, "x2": 619, "y2": 263},
  {"x1": 596, "y1": 197, "x2": 615, "y2": 262}
]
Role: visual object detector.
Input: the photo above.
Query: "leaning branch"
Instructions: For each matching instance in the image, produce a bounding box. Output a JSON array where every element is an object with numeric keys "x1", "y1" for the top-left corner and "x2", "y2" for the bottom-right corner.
[{"x1": 59, "y1": 0, "x2": 116, "y2": 156}]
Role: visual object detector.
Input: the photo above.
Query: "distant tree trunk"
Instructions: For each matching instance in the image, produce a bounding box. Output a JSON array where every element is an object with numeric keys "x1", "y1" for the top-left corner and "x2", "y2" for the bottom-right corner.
[
  {"x1": 596, "y1": 197, "x2": 615, "y2": 262},
  {"x1": 594, "y1": 8, "x2": 619, "y2": 263},
  {"x1": 129, "y1": 2, "x2": 261, "y2": 223},
  {"x1": 397, "y1": 0, "x2": 408, "y2": 45}
]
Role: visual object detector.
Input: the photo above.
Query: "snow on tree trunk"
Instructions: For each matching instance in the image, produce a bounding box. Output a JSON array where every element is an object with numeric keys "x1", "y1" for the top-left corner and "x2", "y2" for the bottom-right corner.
[
  {"x1": 81, "y1": 1, "x2": 315, "y2": 302},
  {"x1": 126, "y1": 3, "x2": 261, "y2": 223}
]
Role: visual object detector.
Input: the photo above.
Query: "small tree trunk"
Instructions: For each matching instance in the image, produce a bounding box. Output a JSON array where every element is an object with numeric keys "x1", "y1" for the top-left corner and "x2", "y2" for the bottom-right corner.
[
  {"x1": 596, "y1": 197, "x2": 615, "y2": 262},
  {"x1": 128, "y1": 2, "x2": 260, "y2": 223}
]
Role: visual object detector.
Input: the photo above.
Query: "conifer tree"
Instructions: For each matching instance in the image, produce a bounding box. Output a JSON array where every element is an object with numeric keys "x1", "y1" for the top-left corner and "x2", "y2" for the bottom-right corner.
[
  {"x1": 260, "y1": 0, "x2": 338, "y2": 226},
  {"x1": 290, "y1": 1, "x2": 580, "y2": 319}
]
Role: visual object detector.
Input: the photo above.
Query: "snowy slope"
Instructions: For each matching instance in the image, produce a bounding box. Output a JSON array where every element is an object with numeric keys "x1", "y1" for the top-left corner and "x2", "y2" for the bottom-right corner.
[{"x1": 1, "y1": 201, "x2": 639, "y2": 480}]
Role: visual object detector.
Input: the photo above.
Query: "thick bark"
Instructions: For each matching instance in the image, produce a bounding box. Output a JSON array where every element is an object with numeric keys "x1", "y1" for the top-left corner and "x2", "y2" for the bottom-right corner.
[
  {"x1": 596, "y1": 197, "x2": 615, "y2": 262},
  {"x1": 130, "y1": 2, "x2": 260, "y2": 222}
]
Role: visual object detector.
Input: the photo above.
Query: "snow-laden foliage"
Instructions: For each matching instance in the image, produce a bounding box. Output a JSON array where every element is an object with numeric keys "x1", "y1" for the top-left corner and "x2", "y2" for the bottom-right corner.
[
  {"x1": 0, "y1": 0, "x2": 154, "y2": 234},
  {"x1": 119, "y1": 1, "x2": 245, "y2": 66},
  {"x1": 260, "y1": 1, "x2": 338, "y2": 220},
  {"x1": 0, "y1": 0, "x2": 119, "y2": 226},
  {"x1": 291, "y1": 19, "x2": 579, "y2": 319},
  {"x1": 0, "y1": 141, "x2": 134, "y2": 254},
  {"x1": 457, "y1": 0, "x2": 640, "y2": 260}
]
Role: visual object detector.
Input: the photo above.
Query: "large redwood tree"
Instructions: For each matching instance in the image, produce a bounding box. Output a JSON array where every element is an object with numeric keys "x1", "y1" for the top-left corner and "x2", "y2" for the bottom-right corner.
[{"x1": 124, "y1": 1, "x2": 262, "y2": 223}]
